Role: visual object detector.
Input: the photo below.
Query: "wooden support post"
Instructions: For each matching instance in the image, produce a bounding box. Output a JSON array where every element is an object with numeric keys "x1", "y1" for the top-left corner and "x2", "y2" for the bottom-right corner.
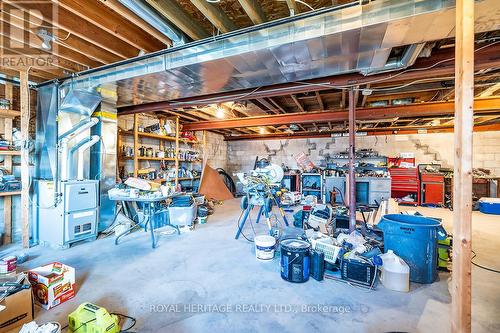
[
  {"x1": 3, "y1": 81, "x2": 13, "y2": 244},
  {"x1": 19, "y1": 71, "x2": 30, "y2": 248},
  {"x1": 133, "y1": 114, "x2": 139, "y2": 178},
  {"x1": 175, "y1": 117, "x2": 180, "y2": 188},
  {"x1": 452, "y1": 0, "x2": 474, "y2": 332},
  {"x1": 348, "y1": 88, "x2": 356, "y2": 232}
]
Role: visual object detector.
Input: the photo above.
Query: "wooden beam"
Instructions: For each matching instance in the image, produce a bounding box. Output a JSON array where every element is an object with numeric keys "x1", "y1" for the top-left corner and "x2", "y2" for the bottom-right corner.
[
  {"x1": 255, "y1": 98, "x2": 279, "y2": 114},
  {"x1": 181, "y1": 98, "x2": 500, "y2": 131},
  {"x1": 452, "y1": 0, "x2": 473, "y2": 331},
  {"x1": 97, "y1": 0, "x2": 173, "y2": 46},
  {"x1": 19, "y1": 70, "x2": 29, "y2": 248},
  {"x1": 315, "y1": 91, "x2": 325, "y2": 110},
  {"x1": 340, "y1": 89, "x2": 346, "y2": 109},
  {"x1": 0, "y1": 13, "x2": 104, "y2": 70},
  {"x1": 291, "y1": 94, "x2": 305, "y2": 112},
  {"x1": 224, "y1": 123, "x2": 500, "y2": 141},
  {"x1": 238, "y1": 0, "x2": 267, "y2": 24},
  {"x1": 146, "y1": 0, "x2": 210, "y2": 40},
  {"x1": 56, "y1": 0, "x2": 167, "y2": 52},
  {"x1": 269, "y1": 98, "x2": 286, "y2": 113},
  {"x1": 8, "y1": 1, "x2": 138, "y2": 59},
  {"x1": 2, "y1": 81, "x2": 13, "y2": 244},
  {"x1": 133, "y1": 114, "x2": 139, "y2": 178},
  {"x1": 285, "y1": 0, "x2": 299, "y2": 15},
  {"x1": 190, "y1": 0, "x2": 238, "y2": 33},
  {"x1": 0, "y1": 65, "x2": 53, "y2": 81},
  {"x1": 361, "y1": 84, "x2": 371, "y2": 107}
]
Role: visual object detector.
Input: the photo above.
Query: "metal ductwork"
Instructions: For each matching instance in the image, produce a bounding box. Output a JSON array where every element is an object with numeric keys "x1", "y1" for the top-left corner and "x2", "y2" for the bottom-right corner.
[
  {"x1": 118, "y1": 0, "x2": 188, "y2": 46},
  {"x1": 360, "y1": 43, "x2": 427, "y2": 76},
  {"x1": 59, "y1": 117, "x2": 99, "y2": 182},
  {"x1": 55, "y1": 0, "x2": 500, "y2": 107}
]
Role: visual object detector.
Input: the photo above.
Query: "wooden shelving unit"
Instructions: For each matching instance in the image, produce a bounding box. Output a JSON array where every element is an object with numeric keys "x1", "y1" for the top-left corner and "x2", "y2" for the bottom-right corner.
[
  {"x1": 117, "y1": 115, "x2": 204, "y2": 189},
  {"x1": 0, "y1": 105, "x2": 22, "y2": 245}
]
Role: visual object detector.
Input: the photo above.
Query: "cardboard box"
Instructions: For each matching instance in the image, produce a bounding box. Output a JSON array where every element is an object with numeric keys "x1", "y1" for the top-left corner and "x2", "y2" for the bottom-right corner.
[
  {"x1": 28, "y1": 262, "x2": 76, "y2": 310},
  {"x1": 0, "y1": 275, "x2": 34, "y2": 333}
]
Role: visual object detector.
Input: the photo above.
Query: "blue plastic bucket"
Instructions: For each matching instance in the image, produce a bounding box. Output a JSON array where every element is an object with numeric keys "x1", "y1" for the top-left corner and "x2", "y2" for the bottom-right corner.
[{"x1": 378, "y1": 214, "x2": 447, "y2": 284}]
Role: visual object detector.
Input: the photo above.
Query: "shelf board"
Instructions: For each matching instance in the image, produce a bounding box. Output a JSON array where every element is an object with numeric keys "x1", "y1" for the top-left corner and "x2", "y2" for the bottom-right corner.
[
  {"x1": 137, "y1": 157, "x2": 176, "y2": 161},
  {"x1": 0, "y1": 191, "x2": 21, "y2": 197},
  {"x1": 179, "y1": 139, "x2": 198, "y2": 145},
  {"x1": 178, "y1": 159, "x2": 202, "y2": 163},
  {"x1": 119, "y1": 130, "x2": 177, "y2": 142},
  {"x1": 0, "y1": 151, "x2": 21, "y2": 156},
  {"x1": 0, "y1": 109, "x2": 21, "y2": 119},
  {"x1": 119, "y1": 156, "x2": 176, "y2": 162},
  {"x1": 178, "y1": 177, "x2": 201, "y2": 181}
]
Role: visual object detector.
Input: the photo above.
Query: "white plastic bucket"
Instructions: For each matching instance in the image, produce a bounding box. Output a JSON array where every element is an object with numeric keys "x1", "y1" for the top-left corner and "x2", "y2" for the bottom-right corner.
[{"x1": 254, "y1": 235, "x2": 276, "y2": 260}]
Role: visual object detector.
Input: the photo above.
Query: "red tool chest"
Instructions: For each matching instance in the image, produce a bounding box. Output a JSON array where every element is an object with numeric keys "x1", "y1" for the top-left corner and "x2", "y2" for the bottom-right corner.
[
  {"x1": 389, "y1": 168, "x2": 420, "y2": 205},
  {"x1": 420, "y1": 173, "x2": 445, "y2": 205}
]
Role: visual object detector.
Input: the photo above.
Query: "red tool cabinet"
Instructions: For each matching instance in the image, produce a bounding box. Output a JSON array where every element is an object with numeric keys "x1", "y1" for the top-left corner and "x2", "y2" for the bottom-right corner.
[
  {"x1": 420, "y1": 173, "x2": 445, "y2": 205},
  {"x1": 389, "y1": 168, "x2": 420, "y2": 205}
]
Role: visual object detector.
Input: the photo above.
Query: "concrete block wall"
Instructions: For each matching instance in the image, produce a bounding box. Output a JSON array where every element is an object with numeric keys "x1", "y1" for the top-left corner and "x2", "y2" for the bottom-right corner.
[
  {"x1": 203, "y1": 131, "x2": 228, "y2": 170},
  {"x1": 226, "y1": 131, "x2": 500, "y2": 176}
]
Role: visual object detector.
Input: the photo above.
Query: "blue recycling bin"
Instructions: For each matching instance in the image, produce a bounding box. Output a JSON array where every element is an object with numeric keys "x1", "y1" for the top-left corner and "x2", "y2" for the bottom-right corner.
[{"x1": 378, "y1": 214, "x2": 447, "y2": 284}]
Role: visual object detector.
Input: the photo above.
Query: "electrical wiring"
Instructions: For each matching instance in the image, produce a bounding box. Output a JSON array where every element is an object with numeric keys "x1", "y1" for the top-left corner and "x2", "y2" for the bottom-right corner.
[
  {"x1": 168, "y1": 87, "x2": 261, "y2": 106},
  {"x1": 293, "y1": 41, "x2": 500, "y2": 92},
  {"x1": 471, "y1": 250, "x2": 500, "y2": 274}
]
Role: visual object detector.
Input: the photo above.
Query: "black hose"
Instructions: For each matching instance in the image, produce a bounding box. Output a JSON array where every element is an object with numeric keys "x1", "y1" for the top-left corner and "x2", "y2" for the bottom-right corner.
[{"x1": 216, "y1": 168, "x2": 236, "y2": 194}]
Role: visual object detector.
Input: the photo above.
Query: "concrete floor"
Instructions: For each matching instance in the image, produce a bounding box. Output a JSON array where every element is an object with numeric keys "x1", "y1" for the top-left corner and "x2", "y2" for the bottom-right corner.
[{"x1": 5, "y1": 199, "x2": 500, "y2": 333}]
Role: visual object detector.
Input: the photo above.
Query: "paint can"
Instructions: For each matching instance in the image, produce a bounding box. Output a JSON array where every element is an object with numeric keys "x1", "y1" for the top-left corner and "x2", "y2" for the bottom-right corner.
[
  {"x1": 254, "y1": 235, "x2": 276, "y2": 261},
  {"x1": 280, "y1": 239, "x2": 311, "y2": 283}
]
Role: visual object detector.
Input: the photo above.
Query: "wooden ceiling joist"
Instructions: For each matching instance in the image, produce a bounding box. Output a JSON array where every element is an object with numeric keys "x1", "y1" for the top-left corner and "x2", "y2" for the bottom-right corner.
[
  {"x1": 285, "y1": 0, "x2": 299, "y2": 16},
  {"x1": 237, "y1": 0, "x2": 268, "y2": 24},
  {"x1": 225, "y1": 123, "x2": 500, "y2": 141},
  {"x1": 182, "y1": 98, "x2": 500, "y2": 131},
  {"x1": 9, "y1": 1, "x2": 139, "y2": 59},
  {"x1": 55, "y1": 0, "x2": 168, "y2": 52},
  {"x1": 190, "y1": 0, "x2": 238, "y2": 33},
  {"x1": 315, "y1": 91, "x2": 325, "y2": 109},
  {"x1": 97, "y1": 0, "x2": 173, "y2": 46},
  {"x1": 291, "y1": 94, "x2": 305, "y2": 112},
  {"x1": 145, "y1": 0, "x2": 210, "y2": 40},
  {"x1": 0, "y1": 25, "x2": 97, "y2": 73}
]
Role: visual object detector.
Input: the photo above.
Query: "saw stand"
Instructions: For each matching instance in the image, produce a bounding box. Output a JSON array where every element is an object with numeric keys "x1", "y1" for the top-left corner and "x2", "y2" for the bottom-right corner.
[{"x1": 235, "y1": 190, "x2": 289, "y2": 240}]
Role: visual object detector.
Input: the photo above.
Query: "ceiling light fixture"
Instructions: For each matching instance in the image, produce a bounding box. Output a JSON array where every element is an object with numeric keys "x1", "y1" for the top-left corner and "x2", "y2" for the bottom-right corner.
[
  {"x1": 215, "y1": 105, "x2": 225, "y2": 119},
  {"x1": 37, "y1": 29, "x2": 54, "y2": 51}
]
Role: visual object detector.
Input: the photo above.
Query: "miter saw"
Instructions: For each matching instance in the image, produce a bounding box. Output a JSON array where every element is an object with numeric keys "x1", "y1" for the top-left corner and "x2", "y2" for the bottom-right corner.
[{"x1": 234, "y1": 158, "x2": 289, "y2": 240}]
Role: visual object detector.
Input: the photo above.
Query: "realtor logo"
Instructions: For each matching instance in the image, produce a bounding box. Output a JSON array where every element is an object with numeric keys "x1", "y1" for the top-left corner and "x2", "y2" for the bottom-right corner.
[{"x1": 0, "y1": 0, "x2": 58, "y2": 69}]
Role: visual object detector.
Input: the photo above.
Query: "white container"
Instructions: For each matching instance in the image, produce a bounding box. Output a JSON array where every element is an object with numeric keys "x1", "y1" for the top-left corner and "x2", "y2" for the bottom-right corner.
[
  {"x1": 168, "y1": 202, "x2": 197, "y2": 226},
  {"x1": 380, "y1": 250, "x2": 410, "y2": 292},
  {"x1": 254, "y1": 235, "x2": 276, "y2": 261}
]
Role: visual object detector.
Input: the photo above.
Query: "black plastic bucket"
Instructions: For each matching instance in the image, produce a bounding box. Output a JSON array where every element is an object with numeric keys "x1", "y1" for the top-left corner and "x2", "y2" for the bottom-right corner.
[{"x1": 280, "y1": 239, "x2": 311, "y2": 283}]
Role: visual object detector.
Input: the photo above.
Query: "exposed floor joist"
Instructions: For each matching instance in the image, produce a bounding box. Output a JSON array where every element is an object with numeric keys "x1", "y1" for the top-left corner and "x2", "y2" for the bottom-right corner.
[
  {"x1": 190, "y1": 0, "x2": 238, "y2": 33},
  {"x1": 145, "y1": 0, "x2": 210, "y2": 40},
  {"x1": 237, "y1": 0, "x2": 268, "y2": 24},
  {"x1": 182, "y1": 98, "x2": 500, "y2": 131}
]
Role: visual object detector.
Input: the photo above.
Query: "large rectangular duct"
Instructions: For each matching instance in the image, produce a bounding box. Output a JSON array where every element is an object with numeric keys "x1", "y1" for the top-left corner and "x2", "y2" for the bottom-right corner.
[{"x1": 53, "y1": 0, "x2": 499, "y2": 107}]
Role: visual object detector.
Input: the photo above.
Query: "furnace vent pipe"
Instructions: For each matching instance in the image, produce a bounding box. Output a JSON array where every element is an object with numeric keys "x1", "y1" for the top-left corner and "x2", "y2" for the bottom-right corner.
[
  {"x1": 59, "y1": 117, "x2": 99, "y2": 181},
  {"x1": 75, "y1": 135, "x2": 101, "y2": 180}
]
